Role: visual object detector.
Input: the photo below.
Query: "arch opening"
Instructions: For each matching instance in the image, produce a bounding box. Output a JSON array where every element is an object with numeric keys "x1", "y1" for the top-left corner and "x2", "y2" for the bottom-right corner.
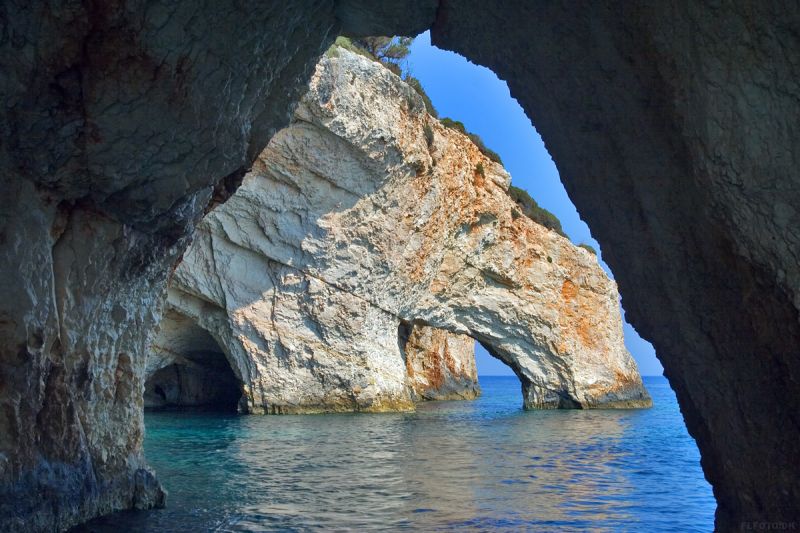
[
  {"x1": 144, "y1": 309, "x2": 244, "y2": 413},
  {"x1": 473, "y1": 338, "x2": 581, "y2": 410}
]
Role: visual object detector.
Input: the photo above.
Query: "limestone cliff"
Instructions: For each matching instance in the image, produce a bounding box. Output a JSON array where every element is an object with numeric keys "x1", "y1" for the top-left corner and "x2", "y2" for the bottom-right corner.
[{"x1": 154, "y1": 49, "x2": 649, "y2": 413}]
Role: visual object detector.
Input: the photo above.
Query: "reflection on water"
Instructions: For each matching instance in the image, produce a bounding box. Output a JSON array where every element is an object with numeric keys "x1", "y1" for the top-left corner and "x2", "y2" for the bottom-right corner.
[{"x1": 78, "y1": 377, "x2": 714, "y2": 532}]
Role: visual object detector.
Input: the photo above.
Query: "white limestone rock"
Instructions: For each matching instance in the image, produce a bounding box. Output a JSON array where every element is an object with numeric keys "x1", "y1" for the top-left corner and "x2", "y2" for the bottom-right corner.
[{"x1": 157, "y1": 48, "x2": 650, "y2": 412}]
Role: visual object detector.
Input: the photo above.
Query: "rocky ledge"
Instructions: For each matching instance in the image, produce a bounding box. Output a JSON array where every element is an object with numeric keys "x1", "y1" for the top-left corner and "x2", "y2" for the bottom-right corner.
[{"x1": 150, "y1": 49, "x2": 650, "y2": 413}]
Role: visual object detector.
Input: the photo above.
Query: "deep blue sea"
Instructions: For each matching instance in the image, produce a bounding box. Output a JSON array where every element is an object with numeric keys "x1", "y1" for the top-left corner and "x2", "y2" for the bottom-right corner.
[{"x1": 79, "y1": 376, "x2": 715, "y2": 532}]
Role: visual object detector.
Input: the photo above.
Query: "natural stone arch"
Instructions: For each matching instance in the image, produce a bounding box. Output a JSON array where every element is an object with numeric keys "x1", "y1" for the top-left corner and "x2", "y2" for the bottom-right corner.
[
  {"x1": 166, "y1": 50, "x2": 648, "y2": 415},
  {"x1": 0, "y1": 1, "x2": 797, "y2": 529}
]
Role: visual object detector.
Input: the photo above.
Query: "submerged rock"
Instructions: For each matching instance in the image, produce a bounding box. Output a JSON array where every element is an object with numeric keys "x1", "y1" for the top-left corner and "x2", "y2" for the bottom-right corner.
[{"x1": 154, "y1": 49, "x2": 650, "y2": 413}]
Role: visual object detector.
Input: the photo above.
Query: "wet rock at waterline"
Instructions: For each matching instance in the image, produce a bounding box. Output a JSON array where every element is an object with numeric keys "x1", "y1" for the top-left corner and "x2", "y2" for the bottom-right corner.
[{"x1": 161, "y1": 49, "x2": 650, "y2": 414}]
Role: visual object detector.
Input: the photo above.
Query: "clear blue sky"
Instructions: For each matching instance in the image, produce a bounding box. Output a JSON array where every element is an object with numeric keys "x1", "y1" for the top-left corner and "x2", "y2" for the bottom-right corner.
[{"x1": 406, "y1": 32, "x2": 663, "y2": 376}]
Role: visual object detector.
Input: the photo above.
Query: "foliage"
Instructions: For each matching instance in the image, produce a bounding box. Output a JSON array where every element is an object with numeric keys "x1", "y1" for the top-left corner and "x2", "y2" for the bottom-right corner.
[
  {"x1": 440, "y1": 117, "x2": 467, "y2": 134},
  {"x1": 476, "y1": 162, "x2": 485, "y2": 177},
  {"x1": 423, "y1": 123, "x2": 435, "y2": 147},
  {"x1": 467, "y1": 133, "x2": 502, "y2": 164},
  {"x1": 353, "y1": 36, "x2": 413, "y2": 66},
  {"x1": 329, "y1": 36, "x2": 375, "y2": 61},
  {"x1": 507, "y1": 185, "x2": 567, "y2": 237},
  {"x1": 385, "y1": 62, "x2": 402, "y2": 76},
  {"x1": 578, "y1": 243, "x2": 597, "y2": 255},
  {"x1": 329, "y1": 36, "x2": 437, "y2": 118},
  {"x1": 440, "y1": 118, "x2": 502, "y2": 164},
  {"x1": 331, "y1": 36, "x2": 501, "y2": 165},
  {"x1": 404, "y1": 75, "x2": 438, "y2": 117}
]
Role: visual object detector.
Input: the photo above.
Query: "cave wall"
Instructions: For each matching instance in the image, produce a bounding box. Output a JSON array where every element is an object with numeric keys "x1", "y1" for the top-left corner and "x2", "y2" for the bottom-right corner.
[
  {"x1": 0, "y1": 1, "x2": 343, "y2": 530},
  {"x1": 431, "y1": 0, "x2": 800, "y2": 527},
  {"x1": 144, "y1": 309, "x2": 243, "y2": 411},
  {"x1": 144, "y1": 362, "x2": 241, "y2": 411},
  {"x1": 0, "y1": 1, "x2": 438, "y2": 528},
  {"x1": 0, "y1": 180, "x2": 174, "y2": 531}
]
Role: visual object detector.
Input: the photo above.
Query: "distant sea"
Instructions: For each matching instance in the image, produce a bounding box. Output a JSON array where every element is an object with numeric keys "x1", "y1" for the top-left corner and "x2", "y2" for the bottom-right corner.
[{"x1": 78, "y1": 376, "x2": 715, "y2": 532}]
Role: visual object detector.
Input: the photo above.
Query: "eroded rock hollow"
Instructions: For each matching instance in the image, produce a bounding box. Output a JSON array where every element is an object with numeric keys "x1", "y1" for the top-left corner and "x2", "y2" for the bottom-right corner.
[{"x1": 159, "y1": 49, "x2": 649, "y2": 414}]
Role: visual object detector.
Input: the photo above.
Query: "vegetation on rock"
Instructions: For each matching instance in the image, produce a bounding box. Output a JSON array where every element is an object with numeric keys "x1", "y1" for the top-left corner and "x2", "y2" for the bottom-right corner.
[
  {"x1": 330, "y1": 37, "x2": 506, "y2": 165},
  {"x1": 440, "y1": 118, "x2": 502, "y2": 164},
  {"x1": 352, "y1": 36, "x2": 413, "y2": 66},
  {"x1": 507, "y1": 185, "x2": 566, "y2": 237},
  {"x1": 329, "y1": 36, "x2": 438, "y2": 117}
]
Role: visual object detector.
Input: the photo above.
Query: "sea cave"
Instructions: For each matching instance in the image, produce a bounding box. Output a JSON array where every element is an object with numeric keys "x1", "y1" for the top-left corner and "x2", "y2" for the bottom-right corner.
[{"x1": 1, "y1": 2, "x2": 798, "y2": 531}]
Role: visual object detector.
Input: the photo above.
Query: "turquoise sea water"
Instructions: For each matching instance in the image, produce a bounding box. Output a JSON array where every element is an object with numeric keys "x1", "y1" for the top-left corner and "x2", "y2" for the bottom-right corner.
[{"x1": 79, "y1": 376, "x2": 715, "y2": 532}]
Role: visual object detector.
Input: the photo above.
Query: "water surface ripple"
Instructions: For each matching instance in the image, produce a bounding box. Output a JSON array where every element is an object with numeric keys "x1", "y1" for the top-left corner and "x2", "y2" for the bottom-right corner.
[{"x1": 79, "y1": 376, "x2": 714, "y2": 532}]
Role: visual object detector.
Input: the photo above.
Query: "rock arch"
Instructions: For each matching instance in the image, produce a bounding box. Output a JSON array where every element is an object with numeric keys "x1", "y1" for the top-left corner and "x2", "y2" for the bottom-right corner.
[
  {"x1": 0, "y1": 1, "x2": 797, "y2": 529},
  {"x1": 166, "y1": 50, "x2": 649, "y2": 415}
]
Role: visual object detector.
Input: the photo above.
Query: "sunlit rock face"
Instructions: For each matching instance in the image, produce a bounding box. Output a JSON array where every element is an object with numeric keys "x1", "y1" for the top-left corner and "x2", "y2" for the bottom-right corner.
[
  {"x1": 166, "y1": 49, "x2": 649, "y2": 414},
  {"x1": 146, "y1": 301, "x2": 475, "y2": 413},
  {"x1": 431, "y1": 1, "x2": 800, "y2": 526}
]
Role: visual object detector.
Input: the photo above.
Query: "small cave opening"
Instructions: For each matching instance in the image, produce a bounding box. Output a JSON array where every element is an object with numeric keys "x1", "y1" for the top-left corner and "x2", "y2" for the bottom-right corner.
[
  {"x1": 471, "y1": 337, "x2": 531, "y2": 408},
  {"x1": 145, "y1": 310, "x2": 244, "y2": 413},
  {"x1": 474, "y1": 338, "x2": 582, "y2": 409},
  {"x1": 144, "y1": 354, "x2": 242, "y2": 412}
]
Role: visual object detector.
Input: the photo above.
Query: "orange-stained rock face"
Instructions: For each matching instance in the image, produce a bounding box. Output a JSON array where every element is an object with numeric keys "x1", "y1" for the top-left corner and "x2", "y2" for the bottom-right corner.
[{"x1": 403, "y1": 323, "x2": 480, "y2": 401}]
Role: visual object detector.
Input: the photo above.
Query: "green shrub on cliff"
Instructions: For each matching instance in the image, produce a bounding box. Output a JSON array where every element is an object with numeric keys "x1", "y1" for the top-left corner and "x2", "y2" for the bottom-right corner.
[
  {"x1": 329, "y1": 36, "x2": 376, "y2": 61},
  {"x1": 578, "y1": 243, "x2": 597, "y2": 255},
  {"x1": 329, "y1": 37, "x2": 438, "y2": 118},
  {"x1": 467, "y1": 133, "x2": 502, "y2": 164},
  {"x1": 352, "y1": 36, "x2": 413, "y2": 66},
  {"x1": 440, "y1": 118, "x2": 502, "y2": 164},
  {"x1": 507, "y1": 185, "x2": 566, "y2": 237},
  {"x1": 440, "y1": 117, "x2": 467, "y2": 134},
  {"x1": 404, "y1": 75, "x2": 438, "y2": 117},
  {"x1": 330, "y1": 37, "x2": 499, "y2": 164}
]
